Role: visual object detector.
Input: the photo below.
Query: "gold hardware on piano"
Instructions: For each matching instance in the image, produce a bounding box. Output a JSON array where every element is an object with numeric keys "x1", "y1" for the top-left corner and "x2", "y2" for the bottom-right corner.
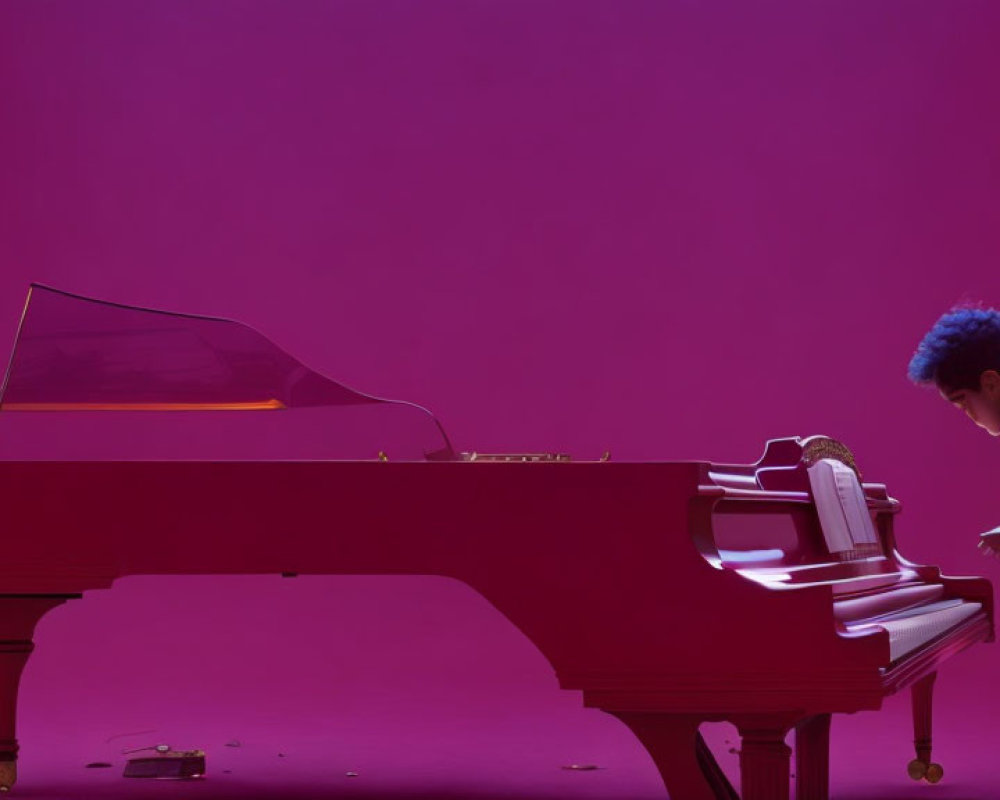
[
  {"x1": 800, "y1": 434, "x2": 862, "y2": 480},
  {"x1": 460, "y1": 452, "x2": 572, "y2": 462}
]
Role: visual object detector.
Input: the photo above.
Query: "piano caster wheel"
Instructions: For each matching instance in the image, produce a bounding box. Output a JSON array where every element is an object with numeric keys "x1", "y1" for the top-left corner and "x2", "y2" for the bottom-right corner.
[
  {"x1": 907, "y1": 759, "x2": 944, "y2": 784},
  {"x1": 907, "y1": 759, "x2": 928, "y2": 781},
  {"x1": 0, "y1": 760, "x2": 15, "y2": 792}
]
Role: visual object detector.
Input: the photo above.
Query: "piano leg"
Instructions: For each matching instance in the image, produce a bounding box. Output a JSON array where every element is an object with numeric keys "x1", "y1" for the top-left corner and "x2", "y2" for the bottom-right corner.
[
  {"x1": 794, "y1": 714, "x2": 830, "y2": 800},
  {"x1": 908, "y1": 672, "x2": 943, "y2": 783},
  {"x1": 734, "y1": 715, "x2": 795, "y2": 800},
  {"x1": 608, "y1": 712, "x2": 738, "y2": 800},
  {"x1": 0, "y1": 594, "x2": 78, "y2": 792}
]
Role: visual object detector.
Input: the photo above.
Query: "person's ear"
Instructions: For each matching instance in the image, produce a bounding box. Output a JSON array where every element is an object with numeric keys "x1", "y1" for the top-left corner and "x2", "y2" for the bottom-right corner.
[{"x1": 981, "y1": 370, "x2": 1000, "y2": 395}]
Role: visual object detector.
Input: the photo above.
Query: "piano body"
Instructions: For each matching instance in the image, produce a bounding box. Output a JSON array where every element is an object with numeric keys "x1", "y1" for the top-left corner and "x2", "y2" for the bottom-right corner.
[{"x1": 0, "y1": 285, "x2": 991, "y2": 800}]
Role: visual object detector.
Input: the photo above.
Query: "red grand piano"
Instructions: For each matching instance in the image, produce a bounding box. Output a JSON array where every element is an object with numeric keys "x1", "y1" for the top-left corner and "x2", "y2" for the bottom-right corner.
[{"x1": 0, "y1": 285, "x2": 991, "y2": 799}]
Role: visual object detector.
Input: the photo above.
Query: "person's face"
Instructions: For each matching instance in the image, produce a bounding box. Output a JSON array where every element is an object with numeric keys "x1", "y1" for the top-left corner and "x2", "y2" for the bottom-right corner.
[{"x1": 941, "y1": 370, "x2": 1000, "y2": 436}]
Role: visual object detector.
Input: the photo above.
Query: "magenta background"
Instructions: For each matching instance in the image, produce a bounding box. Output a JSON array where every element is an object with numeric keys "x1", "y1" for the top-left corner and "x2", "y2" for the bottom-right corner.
[{"x1": 2, "y1": 1, "x2": 1000, "y2": 797}]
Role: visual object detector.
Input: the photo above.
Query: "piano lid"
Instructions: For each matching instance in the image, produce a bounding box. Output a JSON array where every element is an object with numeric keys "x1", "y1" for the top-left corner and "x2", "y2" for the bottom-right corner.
[{"x1": 0, "y1": 284, "x2": 454, "y2": 460}]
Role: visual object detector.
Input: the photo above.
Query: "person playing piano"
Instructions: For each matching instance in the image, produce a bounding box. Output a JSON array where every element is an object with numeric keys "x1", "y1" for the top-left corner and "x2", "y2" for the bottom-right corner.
[{"x1": 908, "y1": 305, "x2": 1000, "y2": 555}]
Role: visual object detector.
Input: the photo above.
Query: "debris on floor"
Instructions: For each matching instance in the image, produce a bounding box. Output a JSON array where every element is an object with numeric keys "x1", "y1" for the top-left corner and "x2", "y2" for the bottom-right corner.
[
  {"x1": 123, "y1": 749, "x2": 206, "y2": 779},
  {"x1": 122, "y1": 744, "x2": 170, "y2": 755}
]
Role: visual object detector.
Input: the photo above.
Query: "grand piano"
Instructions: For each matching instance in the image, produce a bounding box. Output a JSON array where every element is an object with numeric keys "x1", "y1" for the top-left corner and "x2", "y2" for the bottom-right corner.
[{"x1": 0, "y1": 284, "x2": 991, "y2": 799}]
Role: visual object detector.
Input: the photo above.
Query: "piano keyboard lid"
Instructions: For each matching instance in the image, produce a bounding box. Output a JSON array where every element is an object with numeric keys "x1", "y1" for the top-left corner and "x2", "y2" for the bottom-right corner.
[{"x1": 0, "y1": 284, "x2": 455, "y2": 461}]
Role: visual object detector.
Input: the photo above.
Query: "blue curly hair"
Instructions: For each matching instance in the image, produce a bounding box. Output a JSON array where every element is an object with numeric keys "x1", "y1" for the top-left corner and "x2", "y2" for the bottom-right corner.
[{"x1": 908, "y1": 306, "x2": 1000, "y2": 390}]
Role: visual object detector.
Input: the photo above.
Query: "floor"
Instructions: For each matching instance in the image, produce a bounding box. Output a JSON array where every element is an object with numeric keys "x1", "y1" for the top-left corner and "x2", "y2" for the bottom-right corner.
[{"x1": 9, "y1": 575, "x2": 1000, "y2": 799}]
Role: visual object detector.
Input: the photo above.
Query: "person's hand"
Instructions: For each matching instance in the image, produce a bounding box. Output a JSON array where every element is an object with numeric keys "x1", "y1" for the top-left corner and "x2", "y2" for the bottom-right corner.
[{"x1": 978, "y1": 528, "x2": 1000, "y2": 558}]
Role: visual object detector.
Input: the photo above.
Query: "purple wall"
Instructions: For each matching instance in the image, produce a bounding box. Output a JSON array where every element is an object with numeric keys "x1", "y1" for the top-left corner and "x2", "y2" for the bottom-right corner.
[{"x1": 2, "y1": 2, "x2": 999, "y2": 797}]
